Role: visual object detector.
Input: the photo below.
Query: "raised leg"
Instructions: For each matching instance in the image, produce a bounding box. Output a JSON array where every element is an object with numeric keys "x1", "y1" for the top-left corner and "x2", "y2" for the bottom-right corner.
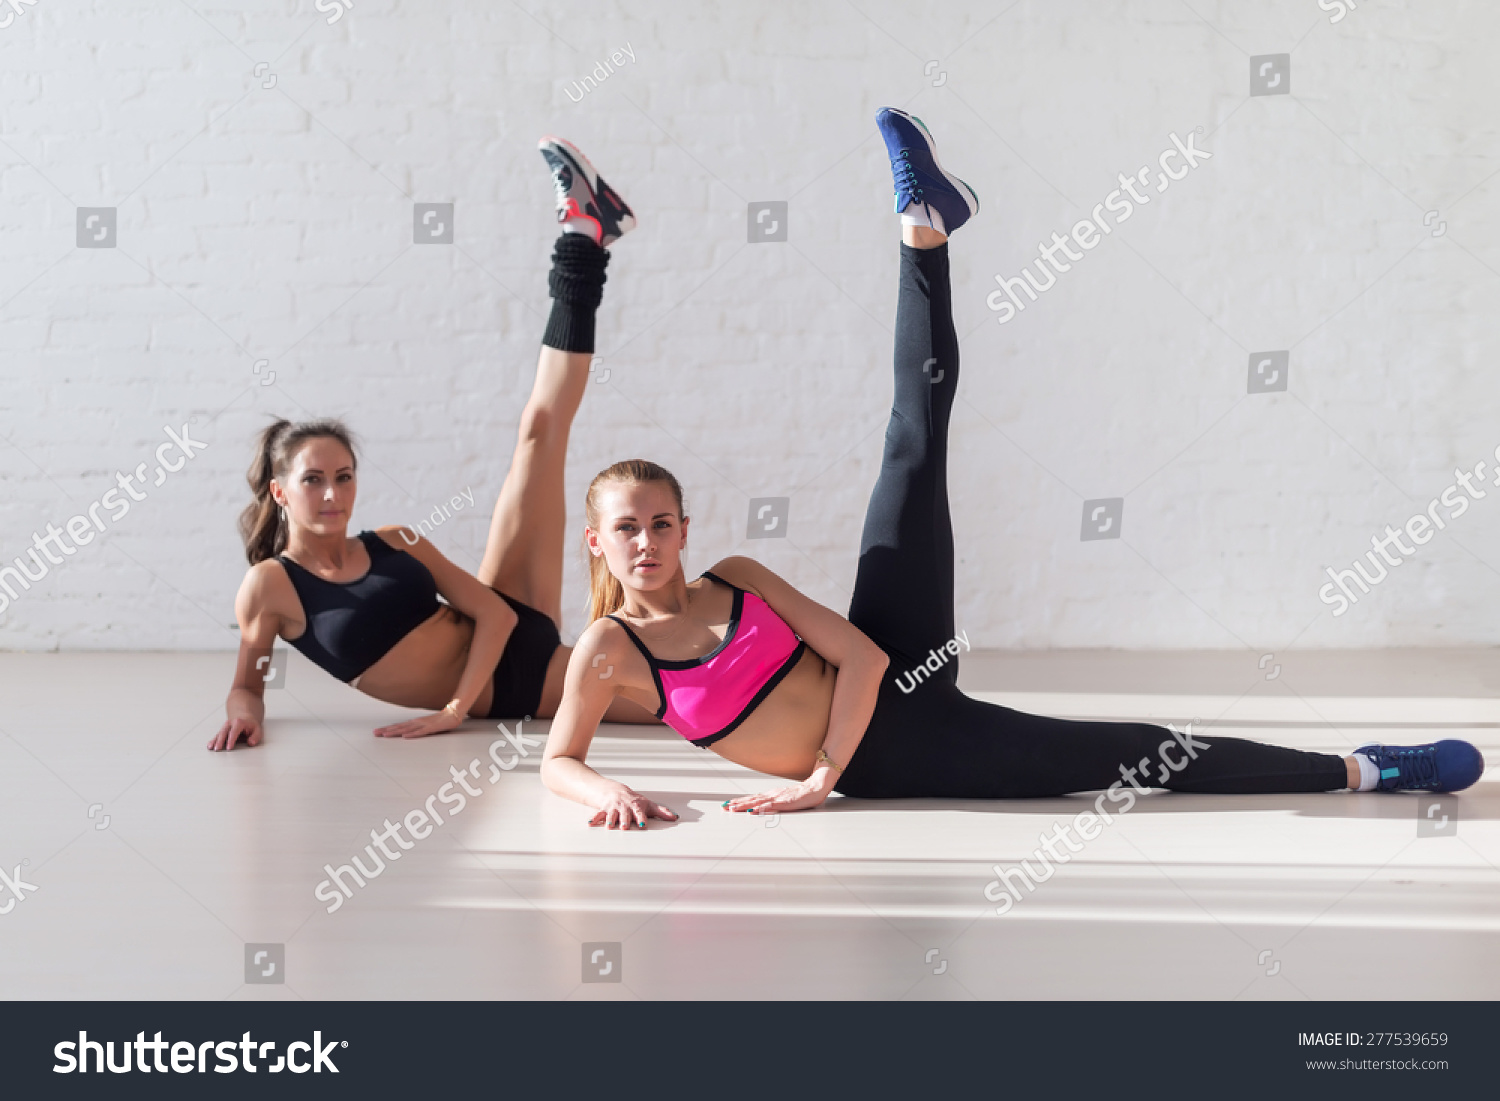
[
  {"x1": 475, "y1": 343, "x2": 590, "y2": 625},
  {"x1": 478, "y1": 139, "x2": 633, "y2": 625},
  {"x1": 846, "y1": 232, "x2": 960, "y2": 673}
]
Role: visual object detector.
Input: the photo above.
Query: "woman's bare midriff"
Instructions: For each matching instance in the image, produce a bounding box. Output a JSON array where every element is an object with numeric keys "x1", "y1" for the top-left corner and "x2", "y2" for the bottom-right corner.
[
  {"x1": 291, "y1": 603, "x2": 500, "y2": 714},
  {"x1": 602, "y1": 647, "x2": 837, "y2": 777},
  {"x1": 702, "y1": 647, "x2": 839, "y2": 781},
  {"x1": 283, "y1": 606, "x2": 653, "y2": 724}
]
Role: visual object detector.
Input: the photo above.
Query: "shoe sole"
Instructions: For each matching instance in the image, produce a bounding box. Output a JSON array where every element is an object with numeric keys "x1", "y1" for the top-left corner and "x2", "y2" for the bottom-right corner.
[
  {"x1": 881, "y1": 108, "x2": 980, "y2": 220},
  {"x1": 538, "y1": 135, "x2": 636, "y2": 241}
]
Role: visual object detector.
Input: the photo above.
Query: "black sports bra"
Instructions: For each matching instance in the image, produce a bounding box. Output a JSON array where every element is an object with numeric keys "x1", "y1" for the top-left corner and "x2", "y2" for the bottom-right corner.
[{"x1": 278, "y1": 530, "x2": 441, "y2": 683}]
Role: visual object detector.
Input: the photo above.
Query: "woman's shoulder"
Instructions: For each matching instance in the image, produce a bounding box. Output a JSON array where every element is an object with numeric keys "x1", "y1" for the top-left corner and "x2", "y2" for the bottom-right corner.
[
  {"x1": 703, "y1": 555, "x2": 770, "y2": 598},
  {"x1": 237, "y1": 557, "x2": 298, "y2": 631},
  {"x1": 242, "y1": 555, "x2": 293, "y2": 592},
  {"x1": 570, "y1": 615, "x2": 654, "y2": 684},
  {"x1": 576, "y1": 613, "x2": 629, "y2": 649},
  {"x1": 366, "y1": 525, "x2": 421, "y2": 552},
  {"x1": 240, "y1": 555, "x2": 295, "y2": 600}
]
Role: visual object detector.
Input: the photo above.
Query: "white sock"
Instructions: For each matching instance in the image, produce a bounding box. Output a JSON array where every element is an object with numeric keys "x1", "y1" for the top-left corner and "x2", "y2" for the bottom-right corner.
[
  {"x1": 1351, "y1": 752, "x2": 1380, "y2": 791},
  {"x1": 900, "y1": 201, "x2": 945, "y2": 234}
]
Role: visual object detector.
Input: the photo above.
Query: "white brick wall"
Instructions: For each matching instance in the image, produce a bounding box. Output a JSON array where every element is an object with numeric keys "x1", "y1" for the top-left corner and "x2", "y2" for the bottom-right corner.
[{"x1": 2, "y1": 0, "x2": 1499, "y2": 652}]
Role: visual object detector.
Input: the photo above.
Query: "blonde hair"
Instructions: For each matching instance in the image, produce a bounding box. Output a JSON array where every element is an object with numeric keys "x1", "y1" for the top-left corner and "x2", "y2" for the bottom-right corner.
[{"x1": 583, "y1": 459, "x2": 685, "y2": 622}]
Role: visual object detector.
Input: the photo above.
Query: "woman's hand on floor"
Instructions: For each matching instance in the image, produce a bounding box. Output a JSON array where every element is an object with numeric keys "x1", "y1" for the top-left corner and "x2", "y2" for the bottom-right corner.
[
  {"x1": 374, "y1": 709, "x2": 466, "y2": 739},
  {"x1": 724, "y1": 779, "x2": 832, "y2": 815},
  {"x1": 589, "y1": 790, "x2": 679, "y2": 830},
  {"x1": 208, "y1": 716, "x2": 263, "y2": 751}
]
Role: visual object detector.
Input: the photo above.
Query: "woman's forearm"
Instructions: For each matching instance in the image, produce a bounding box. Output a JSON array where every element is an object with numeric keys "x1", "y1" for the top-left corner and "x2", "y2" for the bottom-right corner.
[
  {"x1": 450, "y1": 603, "x2": 515, "y2": 716},
  {"x1": 542, "y1": 755, "x2": 633, "y2": 809},
  {"x1": 226, "y1": 687, "x2": 264, "y2": 726},
  {"x1": 813, "y1": 646, "x2": 888, "y2": 784}
]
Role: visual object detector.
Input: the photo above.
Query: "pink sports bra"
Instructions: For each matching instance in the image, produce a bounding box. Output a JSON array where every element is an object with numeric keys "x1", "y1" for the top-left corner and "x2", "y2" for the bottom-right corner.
[{"x1": 606, "y1": 571, "x2": 806, "y2": 747}]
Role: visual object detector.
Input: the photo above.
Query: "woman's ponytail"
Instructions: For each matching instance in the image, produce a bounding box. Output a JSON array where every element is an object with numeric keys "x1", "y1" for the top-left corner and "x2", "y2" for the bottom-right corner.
[{"x1": 586, "y1": 547, "x2": 626, "y2": 624}]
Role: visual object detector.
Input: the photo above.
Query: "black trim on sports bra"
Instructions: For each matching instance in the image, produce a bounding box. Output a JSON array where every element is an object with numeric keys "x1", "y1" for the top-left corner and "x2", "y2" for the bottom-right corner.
[
  {"x1": 689, "y1": 639, "x2": 806, "y2": 749},
  {"x1": 604, "y1": 614, "x2": 669, "y2": 721},
  {"x1": 603, "y1": 571, "x2": 806, "y2": 746},
  {"x1": 605, "y1": 572, "x2": 743, "y2": 717},
  {"x1": 653, "y1": 577, "x2": 743, "y2": 670}
]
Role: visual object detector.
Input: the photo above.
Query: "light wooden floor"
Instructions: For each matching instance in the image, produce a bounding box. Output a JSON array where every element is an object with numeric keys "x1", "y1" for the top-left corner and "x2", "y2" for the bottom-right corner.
[{"x1": 0, "y1": 649, "x2": 1495, "y2": 1000}]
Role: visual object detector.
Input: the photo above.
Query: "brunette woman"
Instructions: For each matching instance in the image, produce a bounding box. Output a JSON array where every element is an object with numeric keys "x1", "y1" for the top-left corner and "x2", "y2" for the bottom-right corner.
[{"x1": 212, "y1": 138, "x2": 656, "y2": 750}]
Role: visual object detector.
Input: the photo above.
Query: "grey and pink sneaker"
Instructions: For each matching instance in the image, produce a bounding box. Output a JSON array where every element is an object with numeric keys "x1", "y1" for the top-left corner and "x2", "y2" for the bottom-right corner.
[{"x1": 538, "y1": 136, "x2": 637, "y2": 247}]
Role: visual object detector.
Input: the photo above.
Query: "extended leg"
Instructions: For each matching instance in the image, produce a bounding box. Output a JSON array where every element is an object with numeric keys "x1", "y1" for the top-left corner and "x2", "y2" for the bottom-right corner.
[
  {"x1": 839, "y1": 684, "x2": 1352, "y2": 799},
  {"x1": 477, "y1": 138, "x2": 635, "y2": 625},
  {"x1": 977, "y1": 705, "x2": 1352, "y2": 797},
  {"x1": 846, "y1": 235, "x2": 960, "y2": 669},
  {"x1": 848, "y1": 108, "x2": 979, "y2": 674},
  {"x1": 476, "y1": 341, "x2": 591, "y2": 624},
  {"x1": 946, "y1": 701, "x2": 1481, "y2": 798}
]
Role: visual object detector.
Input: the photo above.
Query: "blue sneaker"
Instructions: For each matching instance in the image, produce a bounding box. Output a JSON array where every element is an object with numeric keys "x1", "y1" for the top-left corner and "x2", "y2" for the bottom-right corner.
[
  {"x1": 1354, "y1": 739, "x2": 1485, "y2": 793},
  {"x1": 875, "y1": 107, "x2": 979, "y2": 234}
]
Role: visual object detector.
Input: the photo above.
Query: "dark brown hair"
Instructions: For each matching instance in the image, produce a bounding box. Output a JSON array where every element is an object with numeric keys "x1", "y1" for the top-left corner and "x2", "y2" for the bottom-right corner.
[
  {"x1": 584, "y1": 459, "x2": 686, "y2": 622},
  {"x1": 238, "y1": 418, "x2": 359, "y2": 564}
]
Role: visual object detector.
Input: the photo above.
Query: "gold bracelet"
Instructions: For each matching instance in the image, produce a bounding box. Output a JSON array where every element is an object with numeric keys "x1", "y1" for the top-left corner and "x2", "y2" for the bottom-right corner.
[
  {"x1": 442, "y1": 699, "x2": 465, "y2": 718},
  {"x1": 816, "y1": 748, "x2": 844, "y2": 773}
]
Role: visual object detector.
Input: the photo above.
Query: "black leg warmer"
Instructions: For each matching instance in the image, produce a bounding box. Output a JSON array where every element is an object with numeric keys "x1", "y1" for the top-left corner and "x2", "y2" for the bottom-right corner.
[{"x1": 541, "y1": 232, "x2": 610, "y2": 353}]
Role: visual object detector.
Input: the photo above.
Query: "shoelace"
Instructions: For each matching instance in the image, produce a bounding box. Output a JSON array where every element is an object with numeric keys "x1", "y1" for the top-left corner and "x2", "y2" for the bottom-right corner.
[
  {"x1": 1382, "y1": 746, "x2": 1439, "y2": 789},
  {"x1": 892, "y1": 149, "x2": 923, "y2": 203},
  {"x1": 551, "y1": 170, "x2": 573, "y2": 211}
]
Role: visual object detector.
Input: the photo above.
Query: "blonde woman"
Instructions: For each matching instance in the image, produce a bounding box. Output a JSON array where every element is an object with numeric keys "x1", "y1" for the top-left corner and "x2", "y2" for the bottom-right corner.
[{"x1": 539, "y1": 109, "x2": 1483, "y2": 825}]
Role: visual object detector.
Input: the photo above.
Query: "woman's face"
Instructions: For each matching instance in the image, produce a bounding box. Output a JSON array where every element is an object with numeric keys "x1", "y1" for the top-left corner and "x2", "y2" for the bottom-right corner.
[
  {"x1": 586, "y1": 480, "x2": 689, "y2": 594},
  {"x1": 272, "y1": 438, "x2": 357, "y2": 537}
]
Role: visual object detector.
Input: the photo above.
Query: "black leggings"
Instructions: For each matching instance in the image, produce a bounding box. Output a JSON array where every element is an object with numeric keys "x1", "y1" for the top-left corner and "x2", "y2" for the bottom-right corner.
[{"x1": 833, "y1": 244, "x2": 1349, "y2": 800}]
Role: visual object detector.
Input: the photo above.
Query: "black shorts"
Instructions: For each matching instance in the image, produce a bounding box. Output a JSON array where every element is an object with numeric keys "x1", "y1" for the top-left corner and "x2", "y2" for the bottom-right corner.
[{"x1": 485, "y1": 589, "x2": 562, "y2": 720}]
